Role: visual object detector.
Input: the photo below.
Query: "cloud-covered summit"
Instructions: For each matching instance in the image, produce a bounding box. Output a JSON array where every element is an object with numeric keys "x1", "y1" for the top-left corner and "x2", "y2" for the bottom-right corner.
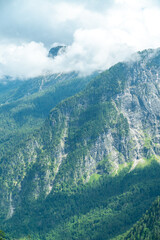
[{"x1": 0, "y1": 0, "x2": 160, "y2": 79}]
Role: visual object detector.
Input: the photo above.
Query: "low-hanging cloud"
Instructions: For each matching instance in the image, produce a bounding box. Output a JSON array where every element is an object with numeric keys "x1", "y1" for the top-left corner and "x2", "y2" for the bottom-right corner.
[
  {"x1": 0, "y1": 0, "x2": 160, "y2": 79},
  {"x1": 0, "y1": 42, "x2": 54, "y2": 79}
]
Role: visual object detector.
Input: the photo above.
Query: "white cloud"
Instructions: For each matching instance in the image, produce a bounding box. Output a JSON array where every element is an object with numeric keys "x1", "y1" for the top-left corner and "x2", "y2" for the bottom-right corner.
[
  {"x1": 0, "y1": 0, "x2": 160, "y2": 79},
  {"x1": 50, "y1": 29, "x2": 133, "y2": 75},
  {"x1": 0, "y1": 42, "x2": 53, "y2": 79}
]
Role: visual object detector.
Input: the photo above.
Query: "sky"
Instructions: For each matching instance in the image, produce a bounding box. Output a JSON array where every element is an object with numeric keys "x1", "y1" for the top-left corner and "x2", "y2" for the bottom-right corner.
[{"x1": 0, "y1": 0, "x2": 160, "y2": 79}]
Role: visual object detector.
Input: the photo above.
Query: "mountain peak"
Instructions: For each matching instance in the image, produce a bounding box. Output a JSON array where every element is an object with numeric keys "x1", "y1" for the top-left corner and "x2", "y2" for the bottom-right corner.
[{"x1": 48, "y1": 45, "x2": 66, "y2": 58}]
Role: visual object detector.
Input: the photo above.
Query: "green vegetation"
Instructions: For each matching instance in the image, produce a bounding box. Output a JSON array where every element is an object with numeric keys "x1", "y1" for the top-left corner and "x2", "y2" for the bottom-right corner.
[
  {"x1": 115, "y1": 196, "x2": 160, "y2": 240},
  {"x1": 88, "y1": 173, "x2": 101, "y2": 183},
  {"x1": 2, "y1": 160, "x2": 160, "y2": 240},
  {"x1": 0, "y1": 73, "x2": 93, "y2": 159},
  {"x1": 0, "y1": 230, "x2": 5, "y2": 240},
  {"x1": 0, "y1": 72, "x2": 95, "y2": 225}
]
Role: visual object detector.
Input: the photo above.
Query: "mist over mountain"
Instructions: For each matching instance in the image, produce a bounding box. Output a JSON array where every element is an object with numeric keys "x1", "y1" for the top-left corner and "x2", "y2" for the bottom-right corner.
[{"x1": 1, "y1": 0, "x2": 160, "y2": 79}]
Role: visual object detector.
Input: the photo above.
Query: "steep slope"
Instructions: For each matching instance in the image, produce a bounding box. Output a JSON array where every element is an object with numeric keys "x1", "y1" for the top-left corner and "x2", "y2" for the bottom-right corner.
[
  {"x1": 0, "y1": 72, "x2": 95, "y2": 159},
  {"x1": 115, "y1": 196, "x2": 160, "y2": 240},
  {"x1": 0, "y1": 61, "x2": 129, "y2": 222},
  {"x1": 1, "y1": 48, "x2": 160, "y2": 239},
  {"x1": 25, "y1": 47, "x2": 160, "y2": 186}
]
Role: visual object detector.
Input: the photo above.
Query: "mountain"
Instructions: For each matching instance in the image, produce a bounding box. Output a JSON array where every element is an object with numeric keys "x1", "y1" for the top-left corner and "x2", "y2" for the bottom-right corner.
[
  {"x1": 0, "y1": 71, "x2": 96, "y2": 160},
  {"x1": 115, "y1": 196, "x2": 160, "y2": 239},
  {"x1": 48, "y1": 46, "x2": 66, "y2": 58},
  {"x1": 1, "y1": 48, "x2": 160, "y2": 239}
]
